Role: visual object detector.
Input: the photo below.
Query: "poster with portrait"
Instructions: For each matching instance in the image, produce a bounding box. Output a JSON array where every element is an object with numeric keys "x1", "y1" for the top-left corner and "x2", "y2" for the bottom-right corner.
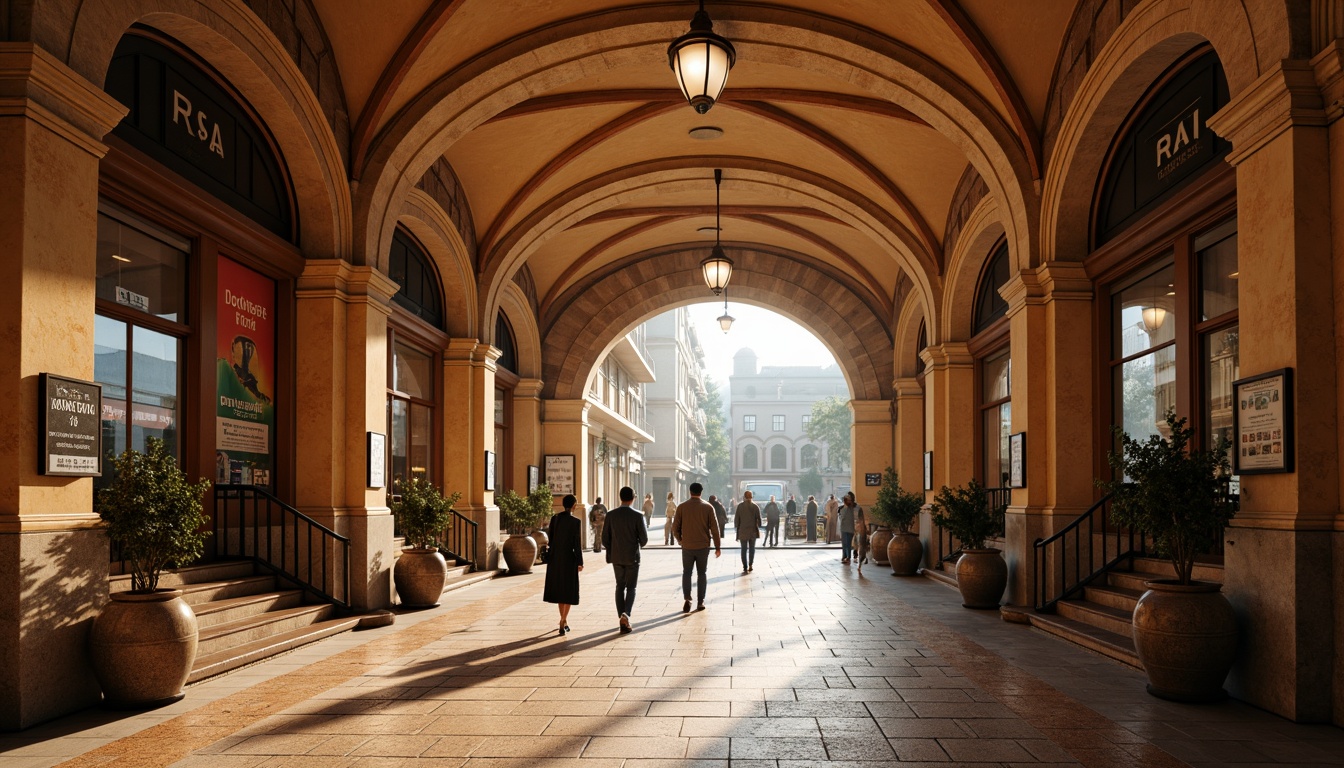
[
  {"x1": 216, "y1": 257, "x2": 276, "y2": 487},
  {"x1": 1233, "y1": 368, "x2": 1293, "y2": 474}
]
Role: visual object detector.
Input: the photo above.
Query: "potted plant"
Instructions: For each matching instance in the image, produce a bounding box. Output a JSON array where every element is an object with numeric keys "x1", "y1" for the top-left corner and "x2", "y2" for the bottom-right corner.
[
  {"x1": 91, "y1": 437, "x2": 211, "y2": 707},
  {"x1": 1101, "y1": 411, "x2": 1237, "y2": 702},
  {"x1": 391, "y1": 477, "x2": 462, "y2": 608},
  {"x1": 868, "y1": 467, "x2": 924, "y2": 575},
  {"x1": 929, "y1": 478, "x2": 1005, "y2": 608},
  {"x1": 498, "y1": 483, "x2": 551, "y2": 574}
]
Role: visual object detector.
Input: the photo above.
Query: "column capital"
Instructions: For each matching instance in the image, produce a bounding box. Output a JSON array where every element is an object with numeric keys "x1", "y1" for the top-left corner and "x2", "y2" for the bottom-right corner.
[
  {"x1": 0, "y1": 43, "x2": 127, "y2": 157},
  {"x1": 1312, "y1": 41, "x2": 1344, "y2": 123},
  {"x1": 1207, "y1": 60, "x2": 1325, "y2": 166},
  {"x1": 444, "y1": 339, "x2": 502, "y2": 368},
  {"x1": 920, "y1": 342, "x2": 973, "y2": 370},
  {"x1": 543, "y1": 399, "x2": 590, "y2": 425},
  {"x1": 513, "y1": 377, "x2": 545, "y2": 399},
  {"x1": 296, "y1": 259, "x2": 398, "y2": 310},
  {"x1": 1003, "y1": 262, "x2": 1094, "y2": 317},
  {"x1": 892, "y1": 377, "x2": 924, "y2": 399},
  {"x1": 849, "y1": 399, "x2": 893, "y2": 423}
]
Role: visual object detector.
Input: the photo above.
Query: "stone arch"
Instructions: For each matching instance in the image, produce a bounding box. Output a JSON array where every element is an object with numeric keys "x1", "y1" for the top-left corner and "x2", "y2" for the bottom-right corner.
[
  {"x1": 740, "y1": 443, "x2": 761, "y2": 471},
  {"x1": 58, "y1": 0, "x2": 351, "y2": 258},
  {"x1": 496, "y1": 281, "x2": 542, "y2": 380},
  {"x1": 1040, "y1": 0, "x2": 1297, "y2": 265},
  {"x1": 352, "y1": 7, "x2": 1038, "y2": 320},
  {"x1": 400, "y1": 189, "x2": 477, "y2": 339},
  {"x1": 894, "y1": 294, "x2": 928, "y2": 381},
  {"x1": 768, "y1": 444, "x2": 790, "y2": 471},
  {"x1": 941, "y1": 194, "x2": 1005, "y2": 345},
  {"x1": 542, "y1": 245, "x2": 888, "y2": 401}
]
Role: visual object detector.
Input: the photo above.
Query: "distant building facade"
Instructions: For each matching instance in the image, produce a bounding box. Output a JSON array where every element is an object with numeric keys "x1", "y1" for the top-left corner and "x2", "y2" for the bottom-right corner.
[
  {"x1": 585, "y1": 325, "x2": 656, "y2": 504},
  {"x1": 729, "y1": 348, "x2": 849, "y2": 501},
  {"x1": 642, "y1": 308, "x2": 710, "y2": 503}
]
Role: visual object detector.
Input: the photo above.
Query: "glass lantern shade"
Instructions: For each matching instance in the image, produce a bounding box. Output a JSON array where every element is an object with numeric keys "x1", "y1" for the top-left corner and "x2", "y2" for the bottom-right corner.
[
  {"x1": 718, "y1": 311, "x2": 735, "y2": 332},
  {"x1": 668, "y1": 9, "x2": 736, "y2": 114},
  {"x1": 701, "y1": 246, "x2": 733, "y2": 294}
]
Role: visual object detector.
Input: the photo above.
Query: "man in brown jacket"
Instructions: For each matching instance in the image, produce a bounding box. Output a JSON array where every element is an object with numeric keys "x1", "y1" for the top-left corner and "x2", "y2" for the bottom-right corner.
[{"x1": 671, "y1": 482, "x2": 722, "y2": 612}]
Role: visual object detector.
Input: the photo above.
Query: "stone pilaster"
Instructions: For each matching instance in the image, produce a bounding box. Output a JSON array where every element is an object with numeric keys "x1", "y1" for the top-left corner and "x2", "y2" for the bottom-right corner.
[
  {"x1": 920, "y1": 342, "x2": 976, "y2": 494},
  {"x1": 892, "y1": 378, "x2": 925, "y2": 506},
  {"x1": 0, "y1": 44, "x2": 128, "y2": 729},
  {"x1": 543, "y1": 399, "x2": 592, "y2": 544},
  {"x1": 849, "y1": 400, "x2": 894, "y2": 507},
  {"x1": 1206, "y1": 59, "x2": 1336, "y2": 722},
  {"x1": 443, "y1": 340, "x2": 501, "y2": 571},
  {"x1": 999, "y1": 262, "x2": 1095, "y2": 606},
  {"x1": 294, "y1": 261, "x2": 399, "y2": 611},
  {"x1": 510, "y1": 378, "x2": 544, "y2": 493}
]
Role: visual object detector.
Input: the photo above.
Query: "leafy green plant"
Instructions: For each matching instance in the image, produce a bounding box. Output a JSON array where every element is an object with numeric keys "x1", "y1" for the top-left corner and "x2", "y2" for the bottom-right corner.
[
  {"x1": 929, "y1": 478, "x2": 997, "y2": 550},
  {"x1": 1100, "y1": 411, "x2": 1234, "y2": 585},
  {"x1": 498, "y1": 483, "x2": 553, "y2": 535},
  {"x1": 870, "y1": 467, "x2": 923, "y2": 533},
  {"x1": 96, "y1": 437, "x2": 212, "y2": 592},
  {"x1": 392, "y1": 477, "x2": 461, "y2": 549},
  {"x1": 797, "y1": 467, "x2": 823, "y2": 498}
]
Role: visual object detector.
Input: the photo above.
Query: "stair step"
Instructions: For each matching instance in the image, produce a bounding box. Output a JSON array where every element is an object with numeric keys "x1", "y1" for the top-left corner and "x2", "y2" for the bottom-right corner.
[
  {"x1": 1027, "y1": 611, "x2": 1141, "y2": 669},
  {"x1": 1082, "y1": 584, "x2": 1144, "y2": 612},
  {"x1": 1056, "y1": 599, "x2": 1133, "y2": 636},
  {"x1": 440, "y1": 568, "x2": 498, "y2": 596},
  {"x1": 110, "y1": 560, "x2": 257, "y2": 593},
  {"x1": 192, "y1": 590, "x2": 304, "y2": 628},
  {"x1": 919, "y1": 567, "x2": 958, "y2": 591},
  {"x1": 196, "y1": 603, "x2": 334, "y2": 657},
  {"x1": 178, "y1": 574, "x2": 278, "y2": 606},
  {"x1": 1126, "y1": 556, "x2": 1224, "y2": 583},
  {"x1": 188, "y1": 615, "x2": 360, "y2": 684}
]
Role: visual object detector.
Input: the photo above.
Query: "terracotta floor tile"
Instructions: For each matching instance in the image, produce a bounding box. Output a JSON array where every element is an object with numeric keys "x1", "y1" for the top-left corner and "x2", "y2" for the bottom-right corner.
[
  {"x1": 542, "y1": 716, "x2": 682, "y2": 737},
  {"x1": 888, "y1": 736, "x2": 953, "y2": 761},
  {"x1": 462, "y1": 735, "x2": 588, "y2": 758}
]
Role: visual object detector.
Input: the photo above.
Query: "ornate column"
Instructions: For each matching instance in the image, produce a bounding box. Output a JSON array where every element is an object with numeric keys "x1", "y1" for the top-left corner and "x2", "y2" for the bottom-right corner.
[
  {"x1": 294, "y1": 261, "x2": 399, "y2": 611},
  {"x1": 442, "y1": 340, "x2": 501, "y2": 570},
  {"x1": 918, "y1": 343, "x2": 974, "y2": 562},
  {"x1": 892, "y1": 378, "x2": 925, "y2": 497},
  {"x1": 511, "y1": 378, "x2": 544, "y2": 492},
  {"x1": 849, "y1": 400, "x2": 895, "y2": 506},
  {"x1": 543, "y1": 399, "x2": 592, "y2": 543},
  {"x1": 1205, "y1": 59, "x2": 1336, "y2": 722},
  {"x1": 999, "y1": 262, "x2": 1094, "y2": 606},
  {"x1": 0, "y1": 44, "x2": 129, "y2": 728}
]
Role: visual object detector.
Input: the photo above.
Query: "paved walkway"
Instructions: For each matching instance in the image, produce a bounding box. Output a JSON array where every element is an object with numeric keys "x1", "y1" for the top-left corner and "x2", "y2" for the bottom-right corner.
[{"x1": 4, "y1": 548, "x2": 1343, "y2": 767}]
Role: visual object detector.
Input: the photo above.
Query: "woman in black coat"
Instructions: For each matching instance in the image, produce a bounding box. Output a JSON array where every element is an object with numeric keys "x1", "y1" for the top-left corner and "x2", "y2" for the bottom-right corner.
[{"x1": 544, "y1": 494, "x2": 584, "y2": 635}]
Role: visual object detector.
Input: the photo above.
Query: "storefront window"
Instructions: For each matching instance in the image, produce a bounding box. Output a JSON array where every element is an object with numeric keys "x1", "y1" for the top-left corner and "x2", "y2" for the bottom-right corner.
[
  {"x1": 1197, "y1": 219, "x2": 1239, "y2": 454},
  {"x1": 97, "y1": 211, "x2": 188, "y2": 323},
  {"x1": 1112, "y1": 263, "x2": 1177, "y2": 442},
  {"x1": 388, "y1": 339, "x2": 435, "y2": 495},
  {"x1": 980, "y1": 349, "x2": 1011, "y2": 487}
]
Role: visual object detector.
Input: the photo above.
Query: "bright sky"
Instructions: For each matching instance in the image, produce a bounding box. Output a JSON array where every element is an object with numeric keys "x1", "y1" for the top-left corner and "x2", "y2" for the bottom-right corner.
[{"x1": 684, "y1": 301, "x2": 838, "y2": 389}]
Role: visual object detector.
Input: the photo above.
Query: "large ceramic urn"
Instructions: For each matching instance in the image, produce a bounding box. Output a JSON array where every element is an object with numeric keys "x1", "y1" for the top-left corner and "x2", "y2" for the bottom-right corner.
[
  {"x1": 1132, "y1": 581, "x2": 1238, "y2": 702},
  {"x1": 503, "y1": 533, "x2": 539, "y2": 574},
  {"x1": 868, "y1": 527, "x2": 892, "y2": 566},
  {"x1": 394, "y1": 547, "x2": 448, "y2": 608},
  {"x1": 90, "y1": 589, "x2": 198, "y2": 708},
  {"x1": 954, "y1": 548, "x2": 1007, "y2": 609},
  {"x1": 530, "y1": 528, "x2": 549, "y2": 564},
  {"x1": 887, "y1": 532, "x2": 923, "y2": 576}
]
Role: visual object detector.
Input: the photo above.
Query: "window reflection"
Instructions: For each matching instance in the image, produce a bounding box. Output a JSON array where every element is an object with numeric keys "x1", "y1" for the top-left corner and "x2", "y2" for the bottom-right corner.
[
  {"x1": 1114, "y1": 263, "x2": 1176, "y2": 359},
  {"x1": 1116, "y1": 346, "x2": 1178, "y2": 442}
]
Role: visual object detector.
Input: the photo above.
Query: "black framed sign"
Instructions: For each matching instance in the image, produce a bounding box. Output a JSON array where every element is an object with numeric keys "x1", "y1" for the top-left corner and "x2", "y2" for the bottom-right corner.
[
  {"x1": 1009, "y1": 432, "x2": 1027, "y2": 488},
  {"x1": 367, "y1": 432, "x2": 385, "y2": 488},
  {"x1": 527, "y1": 465, "x2": 540, "y2": 493},
  {"x1": 484, "y1": 450, "x2": 496, "y2": 492},
  {"x1": 40, "y1": 373, "x2": 103, "y2": 476},
  {"x1": 1233, "y1": 368, "x2": 1293, "y2": 474},
  {"x1": 864, "y1": 473, "x2": 881, "y2": 487},
  {"x1": 544, "y1": 454, "x2": 575, "y2": 495},
  {"x1": 923, "y1": 451, "x2": 933, "y2": 491}
]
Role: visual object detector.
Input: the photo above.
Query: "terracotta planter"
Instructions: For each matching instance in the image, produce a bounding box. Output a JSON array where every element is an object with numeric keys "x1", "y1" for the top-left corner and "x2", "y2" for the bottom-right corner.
[
  {"x1": 503, "y1": 533, "x2": 539, "y2": 574},
  {"x1": 1132, "y1": 580, "x2": 1238, "y2": 702},
  {"x1": 868, "y1": 527, "x2": 892, "y2": 565},
  {"x1": 530, "y1": 529, "x2": 549, "y2": 563},
  {"x1": 90, "y1": 589, "x2": 197, "y2": 708},
  {"x1": 394, "y1": 547, "x2": 448, "y2": 608},
  {"x1": 954, "y1": 548, "x2": 1007, "y2": 609},
  {"x1": 887, "y1": 531, "x2": 923, "y2": 576}
]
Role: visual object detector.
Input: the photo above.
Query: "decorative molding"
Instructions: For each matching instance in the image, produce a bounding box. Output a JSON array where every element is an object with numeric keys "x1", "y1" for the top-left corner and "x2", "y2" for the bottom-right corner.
[
  {"x1": 1206, "y1": 61, "x2": 1325, "y2": 167},
  {"x1": 942, "y1": 164, "x2": 990, "y2": 261},
  {"x1": 416, "y1": 156, "x2": 477, "y2": 261},
  {"x1": 0, "y1": 44, "x2": 127, "y2": 157}
]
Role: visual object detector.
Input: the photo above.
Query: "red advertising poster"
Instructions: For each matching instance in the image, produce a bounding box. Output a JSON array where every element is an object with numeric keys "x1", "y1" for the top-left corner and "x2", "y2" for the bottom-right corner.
[{"x1": 216, "y1": 257, "x2": 276, "y2": 487}]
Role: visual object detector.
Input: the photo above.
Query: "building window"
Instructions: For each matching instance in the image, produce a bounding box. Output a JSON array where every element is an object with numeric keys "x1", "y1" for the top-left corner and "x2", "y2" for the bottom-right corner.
[
  {"x1": 389, "y1": 228, "x2": 442, "y2": 329},
  {"x1": 770, "y1": 444, "x2": 787, "y2": 470},
  {"x1": 974, "y1": 242, "x2": 1011, "y2": 334},
  {"x1": 980, "y1": 348, "x2": 1011, "y2": 487},
  {"x1": 495, "y1": 313, "x2": 517, "y2": 374},
  {"x1": 802, "y1": 414, "x2": 811, "y2": 430},
  {"x1": 743, "y1": 415, "x2": 756, "y2": 432},
  {"x1": 800, "y1": 444, "x2": 819, "y2": 470},
  {"x1": 772, "y1": 415, "x2": 785, "y2": 431},
  {"x1": 388, "y1": 337, "x2": 435, "y2": 495},
  {"x1": 742, "y1": 444, "x2": 758, "y2": 469}
]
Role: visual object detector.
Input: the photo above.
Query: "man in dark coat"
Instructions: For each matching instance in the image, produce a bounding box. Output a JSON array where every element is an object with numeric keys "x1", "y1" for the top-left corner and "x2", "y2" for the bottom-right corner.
[
  {"x1": 763, "y1": 496, "x2": 781, "y2": 547},
  {"x1": 601, "y1": 486, "x2": 648, "y2": 634},
  {"x1": 708, "y1": 494, "x2": 728, "y2": 537},
  {"x1": 785, "y1": 495, "x2": 797, "y2": 540}
]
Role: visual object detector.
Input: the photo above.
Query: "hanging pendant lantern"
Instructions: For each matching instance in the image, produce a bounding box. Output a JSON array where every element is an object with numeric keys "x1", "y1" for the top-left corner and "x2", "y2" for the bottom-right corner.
[
  {"x1": 668, "y1": 1, "x2": 736, "y2": 114},
  {"x1": 701, "y1": 169, "x2": 733, "y2": 294}
]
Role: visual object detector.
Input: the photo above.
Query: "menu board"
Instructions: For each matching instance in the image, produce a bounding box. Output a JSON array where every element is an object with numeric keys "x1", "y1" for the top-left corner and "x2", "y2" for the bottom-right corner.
[
  {"x1": 544, "y1": 455, "x2": 575, "y2": 495},
  {"x1": 40, "y1": 374, "x2": 103, "y2": 476}
]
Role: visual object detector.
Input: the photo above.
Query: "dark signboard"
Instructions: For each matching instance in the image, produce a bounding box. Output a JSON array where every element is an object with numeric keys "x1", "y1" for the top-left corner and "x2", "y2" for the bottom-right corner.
[
  {"x1": 40, "y1": 374, "x2": 103, "y2": 476},
  {"x1": 864, "y1": 473, "x2": 881, "y2": 487},
  {"x1": 1095, "y1": 50, "x2": 1229, "y2": 245}
]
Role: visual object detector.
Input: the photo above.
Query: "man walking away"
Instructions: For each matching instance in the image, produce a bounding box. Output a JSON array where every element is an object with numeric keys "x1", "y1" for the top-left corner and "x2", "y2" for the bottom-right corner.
[
  {"x1": 602, "y1": 486, "x2": 647, "y2": 634},
  {"x1": 735, "y1": 490, "x2": 762, "y2": 573},
  {"x1": 763, "y1": 496, "x2": 781, "y2": 547},
  {"x1": 838, "y1": 492, "x2": 862, "y2": 564},
  {"x1": 588, "y1": 497, "x2": 607, "y2": 553},
  {"x1": 805, "y1": 495, "x2": 819, "y2": 543},
  {"x1": 642, "y1": 493, "x2": 655, "y2": 528},
  {"x1": 785, "y1": 495, "x2": 797, "y2": 540},
  {"x1": 672, "y1": 482, "x2": 721, "y2": 612},
  {"x1": 709, "y1": 494, "x2": 728, "y2": 537}
]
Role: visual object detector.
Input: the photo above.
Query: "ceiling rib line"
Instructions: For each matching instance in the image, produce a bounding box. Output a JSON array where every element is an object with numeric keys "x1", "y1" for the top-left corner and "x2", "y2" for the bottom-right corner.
[
  {"x1": 576, "y1": 205, "x2": 842, "y2": 226},
  {"x1": 478, "y1": 101, "x2": 679, "y2": 260},
  {"x1": 487, "y1": 88, "x2": 928, "y2": 125},
  {"x1": 538, "y1": 215, "x2": 679, "y2": 315}
]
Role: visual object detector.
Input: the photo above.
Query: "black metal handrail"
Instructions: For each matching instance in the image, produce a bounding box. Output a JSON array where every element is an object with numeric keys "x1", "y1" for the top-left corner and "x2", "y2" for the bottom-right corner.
[
  {"x1": 433, "y1": 509, "x2": 478, "y2": 566},
  {"x1": 1032, "y1": 491, "x2": 1143, "y2": 612},
  {"x1": 214, "y1": 484, "x2": 351, "y2": 609},
  {"x1": 934, "y1": 486, "x2": 1010, "y2": 569}
]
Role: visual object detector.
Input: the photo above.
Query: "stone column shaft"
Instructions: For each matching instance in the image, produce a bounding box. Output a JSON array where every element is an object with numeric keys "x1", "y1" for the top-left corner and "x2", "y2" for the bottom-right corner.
[
  {"x1": 849, "y1": 400, "x2": 895, "y2": 507},
  {"x1": 442, "y1": 340, "x2": 501, "y2": 571}
]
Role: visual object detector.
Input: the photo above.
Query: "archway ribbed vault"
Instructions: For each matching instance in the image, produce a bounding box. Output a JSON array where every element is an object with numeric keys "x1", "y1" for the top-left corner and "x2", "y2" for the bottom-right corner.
[{"x1": 541, "y1": 244, "x2": 894, "y2": 401}]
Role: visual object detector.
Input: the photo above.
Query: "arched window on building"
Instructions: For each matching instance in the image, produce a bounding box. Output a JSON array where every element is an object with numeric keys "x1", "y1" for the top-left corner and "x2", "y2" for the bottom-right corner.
[
  {"x1": 800, "y1": 444, "x2": 819, "y2": 470},
  {"x1": 389, "y1": 229, "x2": 443, "y2": 329},
  {"x1": 742, "y1": 444, "x2": 758, "y2": 470},
  {"x1": 494, "y1": 313, "x2": 519, "y2": 493},
  {"x1": 974, "y1": 241, "x2": 1011, "y2": 488},
  {"x1": 387, "y1": 228, "x2": 444, "y2": 501},
  {"x1": 770, "y1": 444, "x2": 787, "y2": 470}
]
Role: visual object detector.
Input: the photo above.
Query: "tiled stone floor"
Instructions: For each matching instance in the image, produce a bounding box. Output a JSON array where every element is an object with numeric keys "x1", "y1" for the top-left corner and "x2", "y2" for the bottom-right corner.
[{"x1": 4, "y1": 545, "x2": 1343, "y2": 767}]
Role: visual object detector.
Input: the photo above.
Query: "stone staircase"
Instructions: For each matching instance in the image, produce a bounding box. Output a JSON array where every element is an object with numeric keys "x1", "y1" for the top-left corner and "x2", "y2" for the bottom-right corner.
[
  {"x1": 1019, "y1": 556, "x2": 1225, "y2": 669},
  {"x1": 110, "y1": 559, "x2": 495, "y2": 685}
]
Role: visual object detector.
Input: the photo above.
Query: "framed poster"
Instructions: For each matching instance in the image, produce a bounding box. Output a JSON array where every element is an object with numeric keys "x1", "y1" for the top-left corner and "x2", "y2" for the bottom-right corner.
[
  {"x1": 366, "y1": 432, "x2": 385, "y2": 488},
  {"x1": 1009, "y1": 432, "x2": 1027, "y2": 488},
  {"x1": 527, "y1": 464, "x2": 540, "y2": 493},
  {"x1": 484, "y1": 450, "x2": 496, "y2": 491},
  {"x1": 864, "y1": 473, "x2": 881, "y2": 487},
  {"x1": 923, "y1": 451, "x2": 933, "y2": 491},
  {"x1": 1233, "y1": 368, "x2": 1294, "y2": 474},
  {"x1": 40, "y1": 373, "x2": 103, "y2": 476},
  {"x1": 544, "y1": 454, "x2": 575, "y2": 495}
]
